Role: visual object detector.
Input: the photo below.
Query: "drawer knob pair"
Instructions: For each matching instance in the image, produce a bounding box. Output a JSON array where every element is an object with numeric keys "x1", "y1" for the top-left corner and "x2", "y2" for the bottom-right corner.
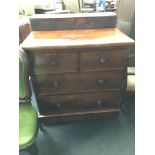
[
  {"x1": 99, "y1": 57, "x2": 107, "y2": 64},
  {"x1": 50, "y1": 59, "x2": 59, "y2": 67}
]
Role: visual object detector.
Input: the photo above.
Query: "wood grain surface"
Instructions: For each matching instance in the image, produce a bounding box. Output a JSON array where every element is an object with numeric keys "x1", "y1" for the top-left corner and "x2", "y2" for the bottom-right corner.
[
  {"x1": 32, "y1": 70, "x2": 124, "y2": 95},
  {"x1": 37, "y1": 91, "x2": 120, "y2": 114},
  {"x1": 21, "y1": 28, "x2": 134, "y2": 50}
]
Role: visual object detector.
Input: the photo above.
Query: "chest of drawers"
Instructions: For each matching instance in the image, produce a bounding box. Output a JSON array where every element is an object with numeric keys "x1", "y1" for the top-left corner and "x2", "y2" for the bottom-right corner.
[{"x1": 21, "y1": 28, "x2": 134, "y2": 123}]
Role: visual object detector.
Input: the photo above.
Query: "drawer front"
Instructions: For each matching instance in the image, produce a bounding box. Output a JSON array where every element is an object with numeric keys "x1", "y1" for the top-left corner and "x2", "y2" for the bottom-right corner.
[
  {"x1": 80, "y1": 49, "x2": 127, "y2": 71},
  {"x1": 28, "y1": 51, "x2": 78, "y2": 74},
  {"x1": 37, "y1": 91, "x2": 120, "y2": 114},
  {"x1": 32, "y1": 70, "x2": 124, "y2": 95}
]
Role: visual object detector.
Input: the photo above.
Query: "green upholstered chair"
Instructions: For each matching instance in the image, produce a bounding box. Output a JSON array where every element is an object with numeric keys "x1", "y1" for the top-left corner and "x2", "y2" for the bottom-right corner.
[{"x1": 19, "y1": 47, "x2": 38, "y2": 155}]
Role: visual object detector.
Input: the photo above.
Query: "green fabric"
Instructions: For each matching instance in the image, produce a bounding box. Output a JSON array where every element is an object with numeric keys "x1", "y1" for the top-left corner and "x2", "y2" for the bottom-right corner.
[
  {"x1": 19, "y1": 56, "x2": 26, "y2": 99},
  {"x1": 19, "y1": 103, "x2": 38, "y2": 149}
]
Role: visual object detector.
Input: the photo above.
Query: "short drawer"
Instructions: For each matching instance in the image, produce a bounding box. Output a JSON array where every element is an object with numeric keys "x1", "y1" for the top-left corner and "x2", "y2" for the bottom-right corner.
[
  {"x1": 80, "y1": 48, "x2": 127, "y2": 71},
  {"x1": 28, "y1": 51, "x2": 78, "y2": 74},
  {"x1": 37, "y1": 91, "x2": 120, "y2": 114},
  {"x1": 32, "y1": 70, "x2": 124, "y2": 95}
]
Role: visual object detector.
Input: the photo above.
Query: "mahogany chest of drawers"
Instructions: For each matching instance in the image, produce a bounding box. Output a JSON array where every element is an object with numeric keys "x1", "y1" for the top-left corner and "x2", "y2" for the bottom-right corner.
[{"x1": 21, "y1": 28, "x2": 134, "y2": 123}]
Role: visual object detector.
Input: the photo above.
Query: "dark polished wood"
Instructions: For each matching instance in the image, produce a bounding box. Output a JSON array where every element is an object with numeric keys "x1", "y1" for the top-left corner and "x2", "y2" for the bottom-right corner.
[
  {"x1": 32, "y1": 70, "x2": 124, "y2": 95},
  {"x1": 37, "y1": 91, "x2": 120, "y2": 114},
  {"x1": 21, "y1": 28, "x2": 134, "y2": 123},
  {"x1": 30, "y1": 13, "x2": 117, "y2": 31},
  {"x1": 21, "y1": 28, "x2": 134, "y2": 50},
  {"x1": 80, "y1": 48, "x2": 128, "y2": 71},
  {"x1": 39, "y1": 108, "x2": 119, "y2": 123},
  {"x1": 27, "y1": 47, "x2": 128, "y2": 75},
  {"x1": 28, "y1": 50, "x2": 78, "y2": 74}
]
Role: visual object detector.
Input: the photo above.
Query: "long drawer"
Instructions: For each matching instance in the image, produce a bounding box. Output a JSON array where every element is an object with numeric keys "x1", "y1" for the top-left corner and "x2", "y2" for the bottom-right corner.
[
  {"x1": 80, "y1": 48, "x2": 127, "y2": 71},
  {"x1": 28, "y1": 51, "x2": 78, "y2": 74},
  {"x1": 37, "y1": 91, "x2": 120, "y2": 114},
  {"x1": 32, "y1": 70, "x2": 124, "y2": 95}
]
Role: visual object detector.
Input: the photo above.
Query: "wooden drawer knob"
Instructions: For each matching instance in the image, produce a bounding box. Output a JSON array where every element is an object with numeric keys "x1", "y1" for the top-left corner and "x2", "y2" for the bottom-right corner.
[
  {"x1": 52, "y1": 82, "x2": 61, "y2": 88},
  {"x1": 96, "y1": 100, "x2": 103, "y2": 106},
  {"x1": 99, "y1": 57, "x2": 107, "y2": 64},
  {"x1": 97, "y1": 79, "x2": 106, "y2": 86},
  {"x1": 56, "y1": 102, "x2": 61, "y2": 108},
  {"x1": 50, "y1": 58, "x2": 59, "y2": 67}
]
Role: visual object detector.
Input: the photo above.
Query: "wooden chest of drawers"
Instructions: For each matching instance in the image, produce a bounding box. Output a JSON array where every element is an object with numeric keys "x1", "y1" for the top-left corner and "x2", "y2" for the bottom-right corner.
[{"x1": 21, "y1": 28, "x2": 134, "y2": 123}]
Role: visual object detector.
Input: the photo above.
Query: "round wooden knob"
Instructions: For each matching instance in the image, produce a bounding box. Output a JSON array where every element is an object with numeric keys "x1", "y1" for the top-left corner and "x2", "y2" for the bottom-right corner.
[
  {"x1": 56, "y1": 102, "x2": 61, "y2": 108},
  {"x1": 51, "y1": 59, "x2": 58, "y2": 67},
  {"x1": 96, "y1": 100, "x2": 103, "y2": 106},
  {"x1": 97, "y1": 79, "x2": 105, "y2": 85},
  {"x1": 52, "y1": 82, "x2": 61, "y2": 88},
  {"x1": 99, "y1": 57, "x2": 107, "y2": 64}
]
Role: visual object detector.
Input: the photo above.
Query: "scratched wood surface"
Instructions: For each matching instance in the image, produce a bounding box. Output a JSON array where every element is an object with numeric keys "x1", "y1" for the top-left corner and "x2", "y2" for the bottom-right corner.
[{"x1": 21, "y1": 28, "x2": 134, "y2": 50}]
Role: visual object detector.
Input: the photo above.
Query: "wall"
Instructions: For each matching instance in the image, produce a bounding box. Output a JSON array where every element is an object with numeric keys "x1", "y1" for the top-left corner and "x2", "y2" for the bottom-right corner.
[
  {"x1": 116, "y1": 0, "x2": 135, "y2": 38},
  {"x1": 117, "y1": 0, "x2": 135, "y2": 23},
  {"x1": 116, "y1": 0, "x2": 135, "y2": 66}
]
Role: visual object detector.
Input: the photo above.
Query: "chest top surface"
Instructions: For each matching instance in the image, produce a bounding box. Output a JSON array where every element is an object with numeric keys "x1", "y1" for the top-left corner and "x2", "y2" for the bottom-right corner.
[{"x1": 21, "y1": 28, "x2": 134, "y2": 51}]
